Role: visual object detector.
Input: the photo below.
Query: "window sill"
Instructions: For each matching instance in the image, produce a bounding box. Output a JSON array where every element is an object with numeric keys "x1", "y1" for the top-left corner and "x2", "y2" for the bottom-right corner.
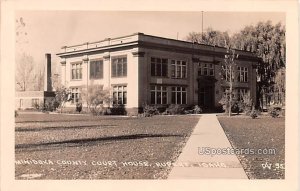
[
  {"x1": 151, "y1": 76, "x2": 169, "y2": 78},
  {"x1": 70, "y1": 79, "x2": 83, "y2": 81},
  {"x1": 111, "y1": 76, "x2": 127, "y2": 78},
  {"x1": 89, "y1": 78, "x2": 104, "y2": 80},
  {"x1": 171, "y1": 77, "x2": 188, "y2": 80},
  {"x1": 198, "y1": 75, "x2": 214, "y2": 77}
]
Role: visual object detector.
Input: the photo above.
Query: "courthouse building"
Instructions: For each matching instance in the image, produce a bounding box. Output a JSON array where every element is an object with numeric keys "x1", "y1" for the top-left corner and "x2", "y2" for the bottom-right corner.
[{"x1": 57, "y1": 33, "x2": 259, "y2": 114}]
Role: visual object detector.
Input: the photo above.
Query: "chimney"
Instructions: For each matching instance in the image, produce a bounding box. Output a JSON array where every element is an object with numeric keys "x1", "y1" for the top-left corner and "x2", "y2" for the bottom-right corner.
[{"x1": 44, "y1": 53, "x2": 52, "y2": 92}]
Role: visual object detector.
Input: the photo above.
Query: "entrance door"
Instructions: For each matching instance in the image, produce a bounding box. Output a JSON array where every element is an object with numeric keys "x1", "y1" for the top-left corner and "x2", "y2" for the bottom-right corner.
[{"x1": 198, "y1": 86, "x2": 214, "y2": 110}]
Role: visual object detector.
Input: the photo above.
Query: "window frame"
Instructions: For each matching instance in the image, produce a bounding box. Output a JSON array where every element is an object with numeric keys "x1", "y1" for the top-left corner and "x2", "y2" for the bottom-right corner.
[
  {"x1": 70, "y1": 87, "x2": 80, "y2": 104},
  {"x1": 198, "y1": 62, "x2": 214, "y2": 77},
  {"x1": 71, "y1": 62, "x2": 83, "y2": 80},
  {"x1": 31, "y1": 98, "x2": 39, "y2": 107},
  {"x1": 151, "y1": 57, "x2": 168, "y2": 77},
  {"x1": 237, "y1": 88, "x2": 249, "y2": 101},
  {"x1": 112, "y1": 85, "x2": 127, "y2": 105},
  {"x1": 223, "y1": 65, "x2": 231, "y2": 81},
  {"x1": 111, "y1": 56, "x2": 127, "y2": 78},
  {"x1": 90, "y1": 59, "x2": 104, "y2": 79},
  {"x1": 171, "y1": 86, "x2": 187, "y2": 104},
  {"x1": 150, "y1": 85, "x2": 168, "y2": 105},
  {"x1": 238, "y1": 66, "x2": 249, "y2": 82},
  {"x1": 171, "y1": 60, "x2": 187, "y2": 79}
]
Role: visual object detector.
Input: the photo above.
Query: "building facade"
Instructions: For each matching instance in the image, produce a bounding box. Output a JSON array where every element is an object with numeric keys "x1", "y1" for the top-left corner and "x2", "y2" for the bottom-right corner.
[{"x1": 57, "y1": 33, "x2": 259, "y2": 114}]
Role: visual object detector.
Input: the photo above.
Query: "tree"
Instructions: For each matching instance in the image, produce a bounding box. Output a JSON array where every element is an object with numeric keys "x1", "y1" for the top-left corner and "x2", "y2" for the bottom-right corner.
[
  {"x1": 220, "y1": 46, "x2": 239, "y2": 116},
  {"x1": 273, "y1": 68, "x2": 285, "y2": 105},
  {"x1": 15, "y1": 17, "x2": 45, "y2": 91},
  {"x1": 186, "y1": 27, "x2": 230, "y2": 47},
  {"x1": 51, "y1": 73, "x2": 61, "y2": 91},
  {"x1": 55, "y1": 86, "x2": 71, "y2": 113},
  {"x1": 231, "y1": 21, "x2": 286, "y2": 108},
  {"x1": 186, "y1": 21, "x2": 286, "y2": 109},
  {"x1": 15, "y1": 53, "x2": 35, "y2": 91},
  {"x1": 80, "y1": 84, "x2": 112, "y2": 115}
]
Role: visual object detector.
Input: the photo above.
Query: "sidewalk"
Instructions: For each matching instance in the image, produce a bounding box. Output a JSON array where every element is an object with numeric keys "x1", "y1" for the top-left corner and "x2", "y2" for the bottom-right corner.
[{"x1": 168, "y1": 114, "x2": 248, "y2": 179}]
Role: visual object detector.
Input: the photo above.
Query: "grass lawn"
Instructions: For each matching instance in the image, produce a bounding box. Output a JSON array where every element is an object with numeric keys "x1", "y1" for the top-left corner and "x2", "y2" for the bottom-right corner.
[
  {"x1": 218, "y1": 115, "x2": 285, "y2": 179},
  {"x1": 15, "y1": 113, "x2": 200, "y2": 179}
]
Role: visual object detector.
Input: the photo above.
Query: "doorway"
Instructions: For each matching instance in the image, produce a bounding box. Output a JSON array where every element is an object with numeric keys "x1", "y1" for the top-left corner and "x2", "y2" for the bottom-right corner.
[{"x1": 198, "y1": 86, "x2": 214, "y2": 110}]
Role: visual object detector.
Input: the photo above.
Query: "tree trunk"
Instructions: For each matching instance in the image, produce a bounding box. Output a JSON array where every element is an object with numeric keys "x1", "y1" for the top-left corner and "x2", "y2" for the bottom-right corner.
[{"x1": 229, "y1": 65, "x2": 232, "y2": 117}]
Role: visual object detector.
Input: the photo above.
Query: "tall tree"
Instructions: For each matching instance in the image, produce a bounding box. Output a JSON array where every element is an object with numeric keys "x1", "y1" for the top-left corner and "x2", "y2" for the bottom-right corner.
[
  {"x1": 231, "y1": 21, "x2": 286, "y2": 107},
  {"x1": 186, "y1": 27, "x2": 230, "y2": 47},
  {"x1": 15, "y1": 17, "x2": 45, "y2": 91},
  {"x1": 15, "y1": 53, "x2": 35, "y2": 91},
  {"x1": 186, "y1": 22, "x2": 286, "y2": 108},
  {"x1": 273, "y1": 68, "x2": 285, "y2": 105},
  {"x1": 80, "y1": 84, "x2": 112, "y2": 115},
  {"x1": 221, "y1": 46, "x2": 239, "y2": 116}
]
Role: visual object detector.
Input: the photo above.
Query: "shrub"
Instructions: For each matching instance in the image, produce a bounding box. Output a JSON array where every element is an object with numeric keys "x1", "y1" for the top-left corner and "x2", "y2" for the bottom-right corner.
[
  {"x1": 231, "y1": 101, "x2": 242, "y2": 114},
  {"x1": 281, "y1": 109, "x2": 285, "y2": 117},
  {"x1": 33, "y1": 102, "x2": 40, "y2": 110},
  {"x1": 218, "y1": 95, "x2": 230, "y2": 113},
  {"x1": 219, "y1": 96, "x2": 243, "y2": 114},
  {"x1": 52, "y1": 100, "x2": 60, "y2": 110},
  {"x1": 192, "y1": 105, "x2": 202, "y2": 114},
  {"x1": 239, "y1": 92, "x2": 254, "y2": 115},
  {"x1": 244, "y1": 106, "x2": 252, "y2": 116},
  {"x1": 89, "y1": 105, "x2": 106, "y2": 116},
  {"x1": 110, "y1": 104, "x2": 127, "y2": 115},
  {"x1": 41, "y1": 99, "x2": 58, "y2": 112},
  {"x1": 142, "y1": 104, "x2": 159, "y2": 117},
  {"x1": 76, "y1": 102, "x2": 82, "y2": 113},
  {"x1": 165, "y1": 104, "x2": 185, "y2": 115},
  {"x1": 55, "y1": 86, "x2": 71, "y2": 113},
  {"x1": 250, "y1": 108, "x2": 258, "y2": 119},
  {"x1": 80, "y1": 84, "x2": 112, "y2": 116},
  {"x1": 269, "y1": 107, "x2": 280, "y2": 118},
  {"x1": 105, "y1": 108, "x2": 112, "y2": 115}
]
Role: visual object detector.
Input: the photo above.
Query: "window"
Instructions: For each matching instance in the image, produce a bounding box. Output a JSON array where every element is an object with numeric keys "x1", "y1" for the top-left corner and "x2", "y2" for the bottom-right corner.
[
  {"x1": 198, "y1": 63, "x2": 214, "y2": 76},
  {"x1": 151, "y1": 57, "x2": 168, "y2": 77},
  {"x1": 171, "y1": 60, "x2": 187, "y2": 79},
  {"x1": 223, "y1": 88, "x2": 249, "y2": 101},
  {"x1": 71, "y1": 62, "x2": 82, "y2": 80},
  {"x1": 171, "y1": 87, "x2": 187, "y2": 104},
  {"x1": 237, "y1": 88, "x2": 249, "y2": 101},
  {"x1": 150, "y1": 86, "x2": 167, "y2": 104},
  {"x1": 209, "y1": 64, "x2": 214, "y2": 76},
  {"x1": 223, "y1": 65, "x2": 231, "y2": 81},
  {"x1": 112, "y1": 57, "x2": 127, "y2": 77},
  {"x1": 90, "y1": 60, "x2": 103, "y2": 79},
  {"x1": 203, "y1": 64, "x2": 208, "y2": 76},
  {"x1": 113, "y1": 85, "x2": 127, "y2": 105},
  {"x1": 198, "y1": 64, "x2": 202, "y2": 76},
  {"x1": 71, "y1": 88, "x2": 80, "y2": 104},
  {"x1": 238, "y1": 67, "x2": 248, "y2": 82},
  {"x1": 32, "y1": 99, "x2": 39, "y2": 107}
]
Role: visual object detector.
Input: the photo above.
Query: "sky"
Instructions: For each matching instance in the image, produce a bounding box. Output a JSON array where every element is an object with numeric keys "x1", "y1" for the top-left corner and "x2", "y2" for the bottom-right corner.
[{"x1": 15, "y1": 11, "x2": 285, "y2": 73}]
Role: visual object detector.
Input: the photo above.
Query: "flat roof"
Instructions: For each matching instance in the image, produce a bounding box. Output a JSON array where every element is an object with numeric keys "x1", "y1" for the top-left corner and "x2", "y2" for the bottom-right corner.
[{"x1": 57, "y1": 32, "x2": 260, "y2": 62}]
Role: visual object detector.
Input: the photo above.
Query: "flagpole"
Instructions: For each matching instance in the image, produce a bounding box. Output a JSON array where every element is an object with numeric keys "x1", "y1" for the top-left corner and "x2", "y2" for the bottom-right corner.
[{"x1": 202, "y1": 11, "x2": 204, "y2": 41}]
